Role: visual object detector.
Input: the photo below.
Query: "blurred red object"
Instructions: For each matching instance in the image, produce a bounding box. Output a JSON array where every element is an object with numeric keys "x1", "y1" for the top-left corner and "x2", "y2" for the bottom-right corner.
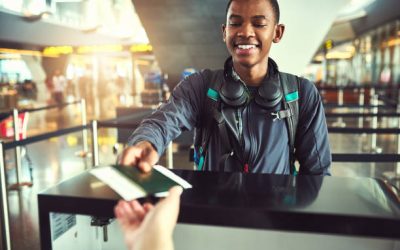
[{"x1": 0, "y1": 113, "x2": 29, "y2": 139}]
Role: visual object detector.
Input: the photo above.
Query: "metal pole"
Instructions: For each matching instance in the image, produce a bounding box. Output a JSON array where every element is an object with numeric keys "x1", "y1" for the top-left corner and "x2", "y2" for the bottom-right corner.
[
  {"x1": 338, "y1": 87, "x2": 344, "y2": 106},
  {"x1": 81, "y1": 99, "x2": 88, "y2": 155},
  {"x1": 396, "y1": 91, "x2": 400, "y2": 177},
  {"x1": 370, "y1": 94, "x2": 382, "y2": 154},
  {"x1": 0, "y1": 142, "x2": 12, "y2": 250},
  {"x1": 358, "y1": 88, "x2": 365, "y2": 128},
  {"x1": 12, "y1": 108, "x2": 22, "y2": 187},
  {"x1": 369, "y1": 87, "x2": 375, "y2": 105},
  {"x1": 91, "y1": 120, "x2": 99, "y2": 167},
  {"x1": 166, "y1": 142, "x2": 173, "y2": 169},
  {"x1": 332, "y1": 87, "x2": 346, "y2": 127}
]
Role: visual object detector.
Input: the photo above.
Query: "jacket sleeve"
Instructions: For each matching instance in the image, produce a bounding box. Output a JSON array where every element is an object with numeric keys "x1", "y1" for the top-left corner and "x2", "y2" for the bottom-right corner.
[
  {"x1": 127, "y1": 71, "x2": 207, "y2": 156},
  {"x1": 295, "y1": 79, "x2": 331, "y2": 175}
]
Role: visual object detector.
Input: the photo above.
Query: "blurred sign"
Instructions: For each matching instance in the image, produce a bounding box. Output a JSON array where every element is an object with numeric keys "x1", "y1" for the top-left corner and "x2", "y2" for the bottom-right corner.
[
  {"x1": 130, "y1": 44, "x2": 153, "y2": 53},
  {"x1": 50, "y1": 213, "x2": 76, "y2": 241},
  {"x1": 324, "y1": 40, "x2": 334, "y2": 52},
  {"x1": 43, "y1": 46, "x2": 73, "y2": 57}
]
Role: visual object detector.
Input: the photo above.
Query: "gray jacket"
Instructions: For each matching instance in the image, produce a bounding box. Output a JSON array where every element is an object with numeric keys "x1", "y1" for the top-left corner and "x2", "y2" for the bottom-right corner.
[{"x1": 128, "y1": 67, "x2": 331, "y2": 175}]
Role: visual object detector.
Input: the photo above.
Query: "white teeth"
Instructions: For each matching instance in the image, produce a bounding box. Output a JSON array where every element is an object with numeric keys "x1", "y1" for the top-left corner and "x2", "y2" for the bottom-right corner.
[{"x1": 237, "y1": 45, "x2": 256, "y2": 49}]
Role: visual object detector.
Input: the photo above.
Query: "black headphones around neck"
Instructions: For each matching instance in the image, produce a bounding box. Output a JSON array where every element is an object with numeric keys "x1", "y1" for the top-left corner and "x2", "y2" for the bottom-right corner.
[{"x1": 220, "y1": 57, "x2": 283, "y2": 109}]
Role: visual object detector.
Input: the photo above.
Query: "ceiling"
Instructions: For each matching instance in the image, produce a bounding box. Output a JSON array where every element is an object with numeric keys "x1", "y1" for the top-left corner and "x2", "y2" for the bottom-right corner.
[
  {"x1": 131, "y1": 0, "x2": 229, "y2": 85},
  {"x1": 0, "y1": 10, "x2": 126, "y2": 49},
  {"x1": 324, "y1": 0, "x2": 400, "y2": 44}
]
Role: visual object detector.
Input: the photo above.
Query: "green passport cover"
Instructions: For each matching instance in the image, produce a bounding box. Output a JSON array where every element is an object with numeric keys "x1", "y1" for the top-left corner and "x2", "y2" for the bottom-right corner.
[{"x1": 112, "y1": 165, "x2": 182, "y2": 195}]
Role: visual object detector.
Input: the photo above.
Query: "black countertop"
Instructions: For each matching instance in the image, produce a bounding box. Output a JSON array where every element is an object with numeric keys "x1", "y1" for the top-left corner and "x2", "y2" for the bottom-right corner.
[{"x1": 38, "y1": 170, "x2": 400, "y2": 239}]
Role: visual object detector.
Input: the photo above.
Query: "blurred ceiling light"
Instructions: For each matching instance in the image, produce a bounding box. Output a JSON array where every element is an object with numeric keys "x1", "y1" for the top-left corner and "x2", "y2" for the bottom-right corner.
[
  {"x1": 130, "y1": 44, "x2": 153, "y2": 53},
  {"x1": 326, "y1": 51, "x2": 354, "y2": 59},
  {"x1": 0, "y1": 48, "x2": 42, "y2": 57},
  {"x1": 314, "y1": 54, "x2": 325, "y2": 62},
  {"x1": 0, "y1": 54, "x2": 21, "y2": 60},
  {"x1": 21, "y1": 10, "x2": 52, "y2": 22},
  {"x1": 43, "y1": 46, "x2": 73, "y2": 57},
  {"x1": 77, "y1": 45, "x2": 123, "y2": 54}
]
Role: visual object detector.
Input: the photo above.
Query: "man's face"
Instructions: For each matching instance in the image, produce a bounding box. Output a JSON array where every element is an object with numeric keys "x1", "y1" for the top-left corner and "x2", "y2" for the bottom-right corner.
[{"x1": 222, "y1": 0, "x2": 284, "y2": 69}]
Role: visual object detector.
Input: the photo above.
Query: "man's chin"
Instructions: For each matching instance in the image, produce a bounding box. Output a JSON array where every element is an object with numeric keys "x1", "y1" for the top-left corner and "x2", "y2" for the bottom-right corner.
[{"x1": 233, "y1": 59, "x2": 256, "y2": 69}]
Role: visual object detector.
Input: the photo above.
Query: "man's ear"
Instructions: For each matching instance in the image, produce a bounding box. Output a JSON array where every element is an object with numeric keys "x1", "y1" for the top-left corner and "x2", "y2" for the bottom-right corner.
[
  {"x1": 221, "y1": 24, "x2": 226, "y2": 42},
  {"x1": 273, "y1": 24, "x2": 285, "y2": 43}
]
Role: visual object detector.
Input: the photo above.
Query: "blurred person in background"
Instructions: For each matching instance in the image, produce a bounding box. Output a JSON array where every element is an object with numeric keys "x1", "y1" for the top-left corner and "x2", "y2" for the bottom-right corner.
[{"x1": 52, "y1": 69, "x2": 67, "y2": 106}]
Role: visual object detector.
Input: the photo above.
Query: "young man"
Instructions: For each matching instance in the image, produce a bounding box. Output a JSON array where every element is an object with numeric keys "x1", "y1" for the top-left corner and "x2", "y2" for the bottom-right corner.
[{"x1": 120, "y1": 0, "x2": 331, "y2": 175}]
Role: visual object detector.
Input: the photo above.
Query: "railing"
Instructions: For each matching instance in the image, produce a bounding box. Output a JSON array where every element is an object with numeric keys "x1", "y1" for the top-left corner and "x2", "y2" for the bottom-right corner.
[
  {"x1": 0, "y1": 99, "x2": 88, "y2": 250},
  {"x1": 0, "y1": 99, "x2": 88, "y2": 190}
]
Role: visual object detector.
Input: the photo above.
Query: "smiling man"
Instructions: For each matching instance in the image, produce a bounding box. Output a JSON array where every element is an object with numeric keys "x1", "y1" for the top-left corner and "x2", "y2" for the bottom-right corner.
[{"x1": 120, "y1": 0, "x2": 331, "y2": 175}]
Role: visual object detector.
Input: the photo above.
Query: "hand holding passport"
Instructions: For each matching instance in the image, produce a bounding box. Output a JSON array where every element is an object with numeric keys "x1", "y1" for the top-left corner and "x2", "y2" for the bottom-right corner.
[{"x1": 90, "y1": 165, "x2": 192, "y2": 200}]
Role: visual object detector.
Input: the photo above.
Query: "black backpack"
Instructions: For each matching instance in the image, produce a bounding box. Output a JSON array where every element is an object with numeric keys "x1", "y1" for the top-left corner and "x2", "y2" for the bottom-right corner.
[{"x1": 194, "y1": 69, "x2": 300, "y2": 174}]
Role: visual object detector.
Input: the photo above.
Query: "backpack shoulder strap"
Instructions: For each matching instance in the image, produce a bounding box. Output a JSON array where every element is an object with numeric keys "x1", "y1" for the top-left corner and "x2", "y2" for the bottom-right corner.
[
  {"x1": 279, "y1": 72, "x2": 300, "y2": 175},
  {"x1": 194, "y1": 69, "x2": 224, "y2": 170}
]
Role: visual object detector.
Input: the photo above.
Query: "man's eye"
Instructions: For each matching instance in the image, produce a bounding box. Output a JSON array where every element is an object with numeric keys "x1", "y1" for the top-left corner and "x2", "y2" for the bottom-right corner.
[
  {"x1": 254, "y1": 24, "x2": 267, "y2": 28},
  {"x1": 229, "y1": 23, "x2": 241, "y2": 27}
]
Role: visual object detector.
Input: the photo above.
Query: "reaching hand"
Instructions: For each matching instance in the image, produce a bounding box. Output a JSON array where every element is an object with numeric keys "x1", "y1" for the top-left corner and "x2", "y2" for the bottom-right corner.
[
  {"x1": 119, "y1": 141, "x2": 159, "y2": 173},
  {"x1": 114, "y1": 186, "x2": 183, "y2": 250}
]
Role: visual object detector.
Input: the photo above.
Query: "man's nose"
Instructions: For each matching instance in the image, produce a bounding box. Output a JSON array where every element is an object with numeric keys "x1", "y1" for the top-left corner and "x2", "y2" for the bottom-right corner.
[{"x1": 237, "y1": 23, "x2": 255, "y2": 37}]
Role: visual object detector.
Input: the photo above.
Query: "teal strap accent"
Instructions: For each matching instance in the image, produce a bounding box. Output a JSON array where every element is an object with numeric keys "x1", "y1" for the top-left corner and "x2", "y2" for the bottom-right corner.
[
  {"x1": 207, "y1": 88, "x2": 219, "y2": 101},
  {"x1": 292, "y1": 166, "x2": 298, "y2": 176},
  {"x1": 197, "y1": 156, "x2": 204, "y2": 171},
  {"x1": 285, "y1": 91, "x2": 299, "y2": 102},
  {"x1": 197, "y1": 147, "x2": 204, "y2": 171},
  {"x1": 283, "y1": 195, "x2": 296, "y2": 205}
]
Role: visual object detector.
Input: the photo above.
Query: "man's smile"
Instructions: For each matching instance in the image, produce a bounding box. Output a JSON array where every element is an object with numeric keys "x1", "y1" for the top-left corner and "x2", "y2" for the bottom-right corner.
[{"x1": 233, "y1": 43, "x2": 260, "y2": 55}]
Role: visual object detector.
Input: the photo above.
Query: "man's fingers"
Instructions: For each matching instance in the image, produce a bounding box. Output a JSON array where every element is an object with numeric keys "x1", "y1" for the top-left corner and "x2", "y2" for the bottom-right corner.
[
  {"x1": 138, "y1": 161, "x2": 152, "y2": 173},
  {"x1": 120, "y1": 147, "x2": 140, "y2": 166},
  {"x1": 119, "y1": 143, "x2": 159, "y2": 172}
]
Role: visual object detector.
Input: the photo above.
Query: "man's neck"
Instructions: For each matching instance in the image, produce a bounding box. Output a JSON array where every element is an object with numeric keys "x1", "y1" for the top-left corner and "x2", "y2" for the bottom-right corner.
[{"x1": 233, "y1": 62, "x2": 268, "y2": 87}]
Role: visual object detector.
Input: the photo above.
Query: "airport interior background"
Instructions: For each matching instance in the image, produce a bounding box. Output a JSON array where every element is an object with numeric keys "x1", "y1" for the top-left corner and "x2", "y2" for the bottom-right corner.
[{"x1": 1, "y1": 0, "x2": 400, "y2": 249}]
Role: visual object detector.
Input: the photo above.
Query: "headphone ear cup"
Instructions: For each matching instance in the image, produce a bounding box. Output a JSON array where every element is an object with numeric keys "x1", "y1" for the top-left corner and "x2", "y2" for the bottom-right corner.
[
  {"x1": 220, "y1": 80, "x2": 248, "y2": 107},
  {"x1": 255, "y1": 80, "x2": 283, "y2": 109}
]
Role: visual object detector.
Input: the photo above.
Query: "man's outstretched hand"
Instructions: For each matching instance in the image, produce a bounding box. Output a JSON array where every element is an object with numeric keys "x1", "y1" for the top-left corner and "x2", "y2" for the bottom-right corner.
[{"x1": 119, "y1": 141, "x2": 159, "y2": 173}]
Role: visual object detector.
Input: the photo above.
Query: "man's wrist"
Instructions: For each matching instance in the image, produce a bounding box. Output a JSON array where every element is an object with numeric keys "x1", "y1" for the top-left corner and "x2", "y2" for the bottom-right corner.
[{"x1": 135, "y1": 140, "x2": 158, "y2": 152}]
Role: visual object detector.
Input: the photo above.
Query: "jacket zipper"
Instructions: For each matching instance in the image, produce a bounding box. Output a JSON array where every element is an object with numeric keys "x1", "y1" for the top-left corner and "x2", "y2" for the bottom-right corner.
[
  {"x1": 245, "y1": 103, "x2": 254, "y2": 172},
  {"x1": 236, "y1": 109, "x2": 243, "y2": 147}
]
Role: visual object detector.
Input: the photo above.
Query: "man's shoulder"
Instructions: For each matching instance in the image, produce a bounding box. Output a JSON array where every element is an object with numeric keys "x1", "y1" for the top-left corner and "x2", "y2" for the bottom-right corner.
[
  {"x1": 184, "y1": 69, "x2": 224, "y2": 88},
  {"x1": 181, "y1": 69, "x2": 223, "y2": 83},
  {"x1": 280, "y1": 71, "x2": 316, "y2": 94}
]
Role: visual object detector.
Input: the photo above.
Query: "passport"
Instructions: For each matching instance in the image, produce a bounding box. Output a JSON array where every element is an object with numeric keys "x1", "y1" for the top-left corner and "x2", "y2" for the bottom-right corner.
[{"x1": 90, "y1": 165, "x2": 192, "y2": 200}]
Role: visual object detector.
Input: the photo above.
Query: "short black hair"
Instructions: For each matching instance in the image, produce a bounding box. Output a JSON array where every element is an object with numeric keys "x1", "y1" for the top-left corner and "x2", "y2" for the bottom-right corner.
[{"x1": 225, "y1": 0, "x2": 280, "y2": 24}]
